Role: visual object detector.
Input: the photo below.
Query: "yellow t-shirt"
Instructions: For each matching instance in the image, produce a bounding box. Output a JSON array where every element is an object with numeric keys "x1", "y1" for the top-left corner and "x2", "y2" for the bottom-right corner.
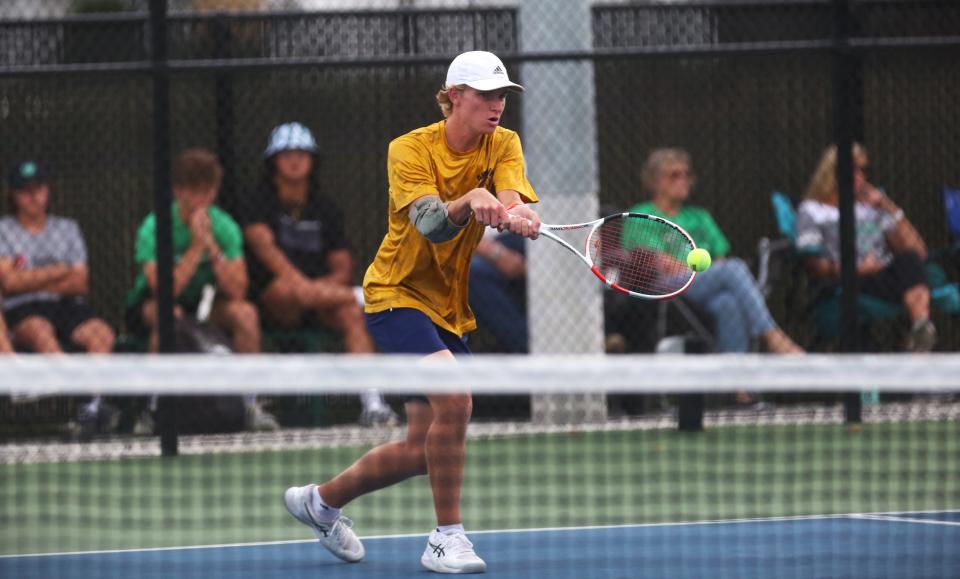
[{"x1": 363, "y1": 121, "x2": 537, "y2": 336}]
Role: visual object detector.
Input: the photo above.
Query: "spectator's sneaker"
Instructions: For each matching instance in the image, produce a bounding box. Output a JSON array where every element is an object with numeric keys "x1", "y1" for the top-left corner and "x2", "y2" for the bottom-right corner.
[
  {"x1": 98, "y1": 402, "x2": 120, "y2": 433},
  {"x1": 283, "y1": 485, "x2": 364, "y2": 562},
  {"x1": 132, "y1": 410, "x2": 155, "y2": 436},
  {"x1": 82, "y1": 401, "x2": 119, "y2": 433},
  {"x1": 420, "y1": 529, "x2": 487, "y2": 574},
  {"x1": 905, "y1": 319, "x2": 937, "y2": 353},
  {"x1": 245, "y1": 402, "x2": 279, "y2": 431},
  {"x1": 359, "y1": 406, "x2": 400, "y2": 427}
]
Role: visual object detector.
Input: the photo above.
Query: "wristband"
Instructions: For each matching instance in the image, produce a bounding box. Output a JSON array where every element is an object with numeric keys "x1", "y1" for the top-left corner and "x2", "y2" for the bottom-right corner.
[{"x1": 505, "y1": 200, "x2": 523, "y2": 211}]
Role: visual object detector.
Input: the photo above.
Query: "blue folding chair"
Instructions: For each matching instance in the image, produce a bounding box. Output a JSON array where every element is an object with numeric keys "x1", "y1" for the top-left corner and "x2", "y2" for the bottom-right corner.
[{"x1": 942, "y1": 186, "x2": 960, "y2": 257}]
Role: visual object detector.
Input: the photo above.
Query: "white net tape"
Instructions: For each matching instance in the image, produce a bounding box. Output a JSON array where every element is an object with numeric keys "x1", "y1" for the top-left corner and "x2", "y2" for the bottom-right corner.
[{"x1": 1, "y1": 353, "x2": 959, "y2": 394}]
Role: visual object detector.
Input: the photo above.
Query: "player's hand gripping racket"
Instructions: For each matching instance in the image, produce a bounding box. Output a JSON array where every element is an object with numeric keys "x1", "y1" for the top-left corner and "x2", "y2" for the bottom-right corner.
[{"x1": 524, "y1": 212, "x2": 698, "y2": 300}]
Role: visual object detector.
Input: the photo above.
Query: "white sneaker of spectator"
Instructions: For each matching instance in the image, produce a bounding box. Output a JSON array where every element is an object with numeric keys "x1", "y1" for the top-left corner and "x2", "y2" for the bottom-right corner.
[{"x1": 245, "y1": 400, "x2": 279, "y2": 431}]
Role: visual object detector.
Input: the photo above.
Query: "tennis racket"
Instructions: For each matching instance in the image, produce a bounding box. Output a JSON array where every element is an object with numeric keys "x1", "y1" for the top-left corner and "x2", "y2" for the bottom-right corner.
[{"x1": 524, "y1": 212, "x2": 698, "y2": 300}]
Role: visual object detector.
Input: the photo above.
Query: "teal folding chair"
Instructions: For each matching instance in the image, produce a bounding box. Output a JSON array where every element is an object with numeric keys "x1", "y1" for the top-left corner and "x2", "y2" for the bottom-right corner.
[{"x1": 766, "y1": 191, "x2": 960, "y2": 346}]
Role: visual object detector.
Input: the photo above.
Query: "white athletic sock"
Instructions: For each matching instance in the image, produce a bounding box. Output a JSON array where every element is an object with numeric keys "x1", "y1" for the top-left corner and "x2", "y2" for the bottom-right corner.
[
  {"x1": 86, "y1": 396, "x2": 102, "y2": 412},
  {"x1": 437, "y1": 523, "x2": 465, "y2": 535},
  {"x1": 361, "y1": 389, "x2": 387, "y2": 411},
  {"x1": 310, "y1": 488, "x2": 341, "y2": 523}
]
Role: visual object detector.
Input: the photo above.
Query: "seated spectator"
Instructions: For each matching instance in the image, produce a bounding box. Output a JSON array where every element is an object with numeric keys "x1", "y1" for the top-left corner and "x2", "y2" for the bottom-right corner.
[
  {"x1": 628, "y1": 149, "x2": 803, "y2": 405},
  {"x1": 796, "y1": 143, "x2": 935, "y2": 352},
  {"x1": 235, "y1": 123, "x2": 397, "y2": 426},
  {"x1": 0, "y1": 161, "x2": 117, "y2": 431},
  {"x1": 469, "y1": 229, "x2": 528, "y2": 353},
  {"x1": 125, "y1": 149, "x2": 277, "y2": 430},
  {"x1": 0, "y1": 161, "x2": 116, "y2": 354}
]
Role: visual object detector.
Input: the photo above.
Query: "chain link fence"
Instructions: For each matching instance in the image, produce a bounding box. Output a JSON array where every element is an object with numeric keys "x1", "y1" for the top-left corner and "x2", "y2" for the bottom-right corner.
[{"x1": 2, "y1": 0, "x2": 959, "y2": 433}]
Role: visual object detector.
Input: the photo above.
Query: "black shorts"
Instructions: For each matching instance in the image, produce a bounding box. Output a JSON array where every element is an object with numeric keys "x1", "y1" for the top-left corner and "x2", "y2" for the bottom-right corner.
[
  {"x1": 861, "y1": 251, "x2": 928, "y2": 302},
  {"x1": 125, "y1": 295, "x2": 205, "y2": 336},
  {"x1": 4, "y1": 298, "x2": 101, "y2": 344},
  {"x1": 124, "y1": 302, "x2": 149, "y2": 336}
]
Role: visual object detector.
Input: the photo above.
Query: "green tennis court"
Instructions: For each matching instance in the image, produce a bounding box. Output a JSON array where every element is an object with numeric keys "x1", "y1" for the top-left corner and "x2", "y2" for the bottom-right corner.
[{"x1": 3, "y1": 417, "x2": 957, "y2": 556}]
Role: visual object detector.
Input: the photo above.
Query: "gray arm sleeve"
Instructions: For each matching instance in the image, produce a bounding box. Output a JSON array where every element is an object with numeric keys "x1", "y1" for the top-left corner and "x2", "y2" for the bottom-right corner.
[{"x1": 409, "y1": 196, "x2": 466, "y2": 243}]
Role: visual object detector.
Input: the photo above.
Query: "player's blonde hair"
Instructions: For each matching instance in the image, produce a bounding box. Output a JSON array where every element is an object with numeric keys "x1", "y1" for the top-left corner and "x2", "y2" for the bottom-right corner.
[
  {"x1": 805, "y1": 142, "x2": 868, "y2": 202},
  {"x1": 435, "y1": 85, "x2": 466, "y2": 118},
  {"x1": 641, "y1": 148, "x2": 692, "y2": 195}
]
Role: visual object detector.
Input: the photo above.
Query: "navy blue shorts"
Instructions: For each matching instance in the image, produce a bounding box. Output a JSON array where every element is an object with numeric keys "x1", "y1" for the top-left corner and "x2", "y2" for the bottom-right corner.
[{"x1": 365, "y1": 308, "x2": 471, "y2": 403}]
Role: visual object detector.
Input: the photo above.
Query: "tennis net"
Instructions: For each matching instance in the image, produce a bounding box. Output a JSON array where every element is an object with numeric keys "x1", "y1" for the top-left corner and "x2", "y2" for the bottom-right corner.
[{"x1": 1, "y1": 354, "x2": 958, "y2": 579}]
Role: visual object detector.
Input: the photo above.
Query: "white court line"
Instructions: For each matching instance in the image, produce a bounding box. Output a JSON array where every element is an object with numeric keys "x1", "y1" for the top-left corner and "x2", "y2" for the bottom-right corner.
[
  {"x1": 851, "y1": 514, "x2": 960, "y2": 527},
  {"x1": 7, "y1": 509, "x2": 957, "y2": 561}
]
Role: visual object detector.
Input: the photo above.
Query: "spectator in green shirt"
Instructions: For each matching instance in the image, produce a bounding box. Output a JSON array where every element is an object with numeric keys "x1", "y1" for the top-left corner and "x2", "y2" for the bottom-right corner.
[
  {"x1": 126, "y1": 149, "x2": 259, "y2": 353},
  {"x1": 125, "y1": 149, "x2": 275, "y2": 431},
  {"x1": 629, "y1": 148, "x2": 803, "y2": 364}
]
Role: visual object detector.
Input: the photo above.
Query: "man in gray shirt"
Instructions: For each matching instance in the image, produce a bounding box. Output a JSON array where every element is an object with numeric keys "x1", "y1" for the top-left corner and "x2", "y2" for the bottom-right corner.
[
  {"x1": 0, "y1": 161, "x2": 114, "y2": 351},
  {"x1": 0, "y1": 161, "x2": 116, "y2": 431}
]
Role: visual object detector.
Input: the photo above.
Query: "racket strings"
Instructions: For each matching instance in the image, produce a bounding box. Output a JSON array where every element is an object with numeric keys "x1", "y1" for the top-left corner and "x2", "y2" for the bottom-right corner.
[{"x1": 590, "y1": 216, "x2": 694, "y2": 296}]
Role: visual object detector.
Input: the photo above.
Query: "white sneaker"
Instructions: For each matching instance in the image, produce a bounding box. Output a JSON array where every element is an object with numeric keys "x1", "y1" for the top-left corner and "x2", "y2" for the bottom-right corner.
[
  {"x1": 246, "y1": 402, "x2": 280, "y2": 431},
  {"x1": 420, "y1": 529, "x2": 487, "y2": 574},
  {"x1": 283, "y1": 485, "x2": 364, "y2": 563},
  {"x1": 359, "y1": 406, "x2": 401, "y2": 427}
]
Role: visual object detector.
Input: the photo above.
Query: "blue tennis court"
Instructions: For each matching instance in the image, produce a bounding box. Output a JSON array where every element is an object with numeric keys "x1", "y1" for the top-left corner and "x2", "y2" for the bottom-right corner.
[{"x1": 5, "y1": 512, "x2": 959, "y2": 579}]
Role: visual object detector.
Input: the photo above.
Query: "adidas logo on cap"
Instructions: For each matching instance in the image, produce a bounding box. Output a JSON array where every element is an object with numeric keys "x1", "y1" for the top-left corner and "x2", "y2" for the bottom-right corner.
[{"x1": 493, "y1": 66, "x2": 504, "y2": 74}]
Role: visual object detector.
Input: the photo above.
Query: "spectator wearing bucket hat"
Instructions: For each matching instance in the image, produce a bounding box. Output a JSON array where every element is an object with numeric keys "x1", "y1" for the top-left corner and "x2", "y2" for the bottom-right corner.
[{"x1": 234, "y1": 122, "x2": 398, "y2": 426}]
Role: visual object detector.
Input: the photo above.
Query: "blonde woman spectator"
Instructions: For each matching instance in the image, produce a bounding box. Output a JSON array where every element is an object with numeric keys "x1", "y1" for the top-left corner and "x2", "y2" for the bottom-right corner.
[{"x1": 796, "y1": 143, "x2": 935, "y2": 352}]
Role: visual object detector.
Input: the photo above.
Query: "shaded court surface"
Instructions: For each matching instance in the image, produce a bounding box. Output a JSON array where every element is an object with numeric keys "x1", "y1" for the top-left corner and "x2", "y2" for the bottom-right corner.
[{"x1": 4, "y1": 513, "x2": 959, "y2": 579}]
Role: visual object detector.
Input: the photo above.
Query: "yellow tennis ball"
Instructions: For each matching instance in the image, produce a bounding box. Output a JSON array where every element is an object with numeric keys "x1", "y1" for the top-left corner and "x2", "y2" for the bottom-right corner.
[{"x1": 687, "y1": 248, "x2": 712, "y2": 273}]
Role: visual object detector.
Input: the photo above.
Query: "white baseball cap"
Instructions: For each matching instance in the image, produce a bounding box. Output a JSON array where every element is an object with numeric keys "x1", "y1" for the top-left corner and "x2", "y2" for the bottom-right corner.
[
  {"x1": 445, "y1": 51, "x2": 524, "y2": 93},
  {"x1": 263, "y1": 122, "x2": 319, "y2": 159}
]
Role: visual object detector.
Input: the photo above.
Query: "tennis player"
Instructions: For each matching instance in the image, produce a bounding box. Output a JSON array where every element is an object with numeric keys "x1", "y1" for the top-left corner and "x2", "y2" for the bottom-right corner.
[{"x1": 284, "y1": 50, "x2": 541, "y2": 574}]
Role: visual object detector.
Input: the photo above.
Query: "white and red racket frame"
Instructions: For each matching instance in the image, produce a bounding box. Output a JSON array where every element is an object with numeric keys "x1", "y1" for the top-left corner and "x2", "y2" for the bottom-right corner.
[{"x1": 535, "y1": 212, "x2": 698, "y2": 300}]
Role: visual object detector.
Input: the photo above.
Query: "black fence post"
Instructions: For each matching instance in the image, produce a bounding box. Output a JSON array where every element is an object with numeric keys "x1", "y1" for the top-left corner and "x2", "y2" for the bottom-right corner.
[
  {"x1": 832, "y1": 0, "x2": 862, "y2": 424},
  {"x1": 150, "y1": 0, "x2": 178, "y2": 456},
  {"x1": 677, "y1": 337, "x2": 708, "y2": 433},
  {"x1": 213, "y1": 14, "x2": 236, "y2": 203}
]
